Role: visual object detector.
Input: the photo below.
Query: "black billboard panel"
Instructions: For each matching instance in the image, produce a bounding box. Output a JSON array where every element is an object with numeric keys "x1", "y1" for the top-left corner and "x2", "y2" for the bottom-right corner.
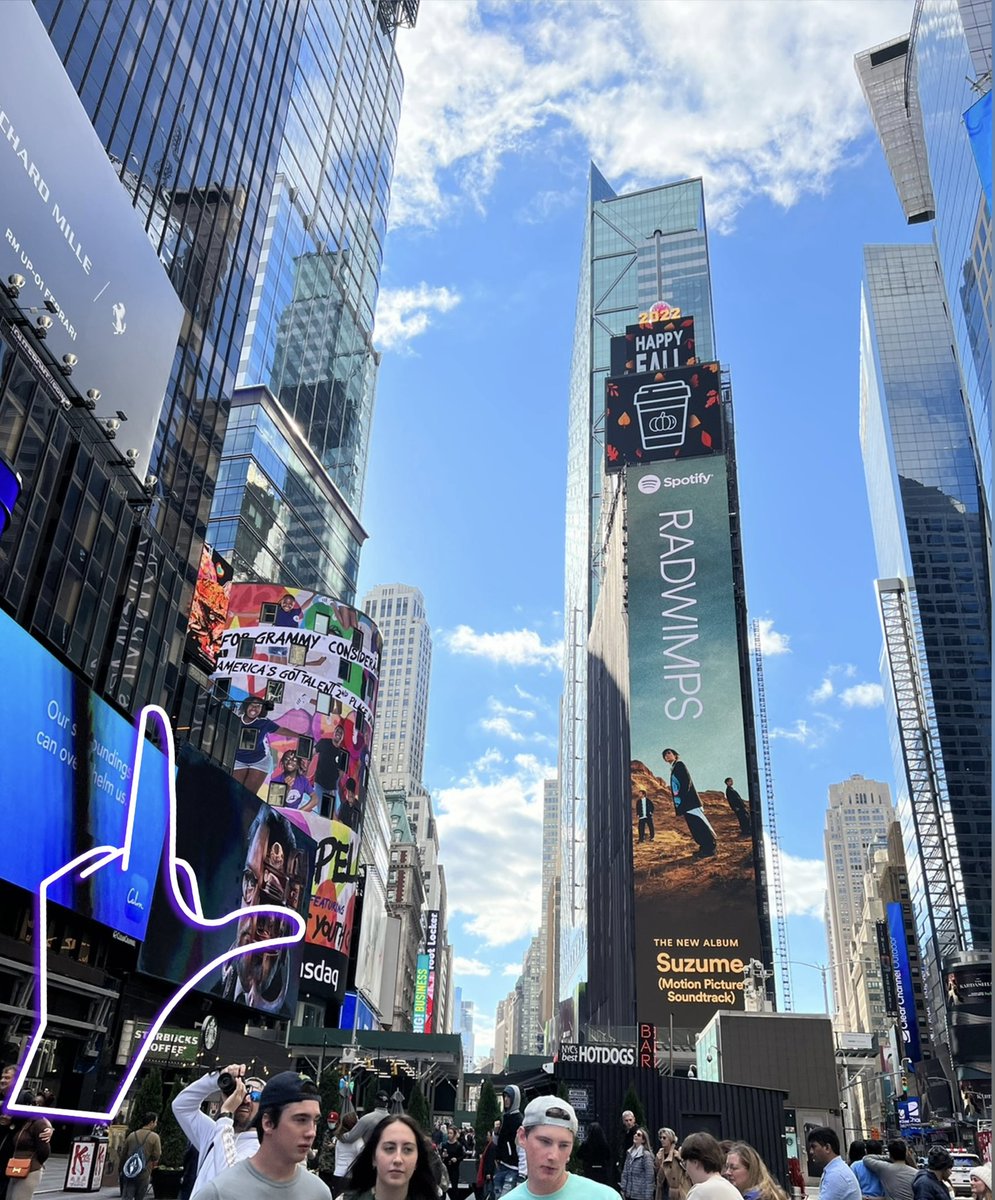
[
  {"x1": 610, "y1": 315, "x2": 697, "y2": 376},
  {"x1": 605, "y1": 362, "x2": 723, "y2": 472}
]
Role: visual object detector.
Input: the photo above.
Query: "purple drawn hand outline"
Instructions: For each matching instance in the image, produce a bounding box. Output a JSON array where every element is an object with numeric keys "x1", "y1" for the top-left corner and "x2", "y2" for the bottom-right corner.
[{"x1": 3, "y1": 704, "x2": 306, "y2": 1123}]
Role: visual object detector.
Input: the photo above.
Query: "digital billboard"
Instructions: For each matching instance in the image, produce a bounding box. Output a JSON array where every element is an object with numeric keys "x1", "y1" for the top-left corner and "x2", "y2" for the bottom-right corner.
[
  {"x1": 626, "y1": 459, "x2": 765, "y2": 1028},
  {"x1": 0, "y1": 605, "x2": 166, "y2": 937},
  {"x1": 211, "y1": 585, "x2": 381, "y2": 1004},
  {"x1": 138, "y1": 745, "x2": 314, "y2": 1020},
  {"x1": 606, "y1": 362, "x2": 724, "y2": 472},
  {"x1": 943, "y1": 952, "x2": 991, "y2": 1118},
  {"x1": 0, "y1": 5, "x2": 183, "y2": 480},
  {"x1": 886, "y1": 902, "x2": 922, "y2": 1063},
  {"x1": 424, "y1": 909, "x2": 440, "y2": 1034},
  {"x1": 413, "y1": 953, "x2": 430, "y2": 1033},
  {"x1": 610, "y1": 314, "x2": 697, "y2": 376},
  {"x1": 185, "y1": 545, "x2": 234, "y2": 670}
]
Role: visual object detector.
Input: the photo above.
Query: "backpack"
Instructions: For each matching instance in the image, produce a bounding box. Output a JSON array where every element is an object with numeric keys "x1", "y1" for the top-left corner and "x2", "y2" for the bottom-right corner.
[{"x1": 122, "y1": 1132, "x2": 150, "y2": 1180}]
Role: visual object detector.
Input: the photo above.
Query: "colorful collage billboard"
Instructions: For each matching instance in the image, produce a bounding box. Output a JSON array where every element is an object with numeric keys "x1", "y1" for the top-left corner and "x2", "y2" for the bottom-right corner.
[
  {"x1": 139, "y1": 745, "x2": 314, "y2": 1020},
  {"x1": 0, "y1": 606, "x2": 166, "y2": 938},
  {"x1": 211, "y1": 585, "x2": 381, "y2": 1002},
  {"x1": 625, "y1": 459, "x2": 765, "y2": 1029},
  {"x1": 413, "y1": 953, "x2": 430, "y2": 1033},
  {"x1": 185, "y1": 544, "x2": 234, "y2": 670}
]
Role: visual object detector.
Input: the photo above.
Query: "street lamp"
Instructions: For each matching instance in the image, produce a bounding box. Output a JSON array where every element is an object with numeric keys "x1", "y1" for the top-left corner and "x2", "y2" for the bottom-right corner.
[{"x1": 789, "y1": 960, "x2": 831, "y2": 1014}]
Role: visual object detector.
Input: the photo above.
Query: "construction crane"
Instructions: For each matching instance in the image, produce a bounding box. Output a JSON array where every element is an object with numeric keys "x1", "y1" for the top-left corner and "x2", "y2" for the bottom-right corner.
[{"x1": 751, "y1": 618, "x2": 793, "y2": 1011}]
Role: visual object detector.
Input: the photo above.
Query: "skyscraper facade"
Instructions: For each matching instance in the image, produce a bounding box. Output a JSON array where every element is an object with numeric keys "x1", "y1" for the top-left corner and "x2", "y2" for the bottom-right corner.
[
  {"x1": 560, "y1": 167, "x2": 717, "y2": 1012},
  {"x1": 859, "y1": 242, "x2": 991, "y2": 1098},
  {"x1": 209, "y1": 0, "x2": 415, "y2": 602},
  {"x1": 363, "y1": 583, "x2": 433, "y2": 790},
  {"x1": 822, "y1": 775, "x2": 896, "y2": 1022},
  {"x1": 30, "y1": 0, "x2": 305, "y2": 715}
]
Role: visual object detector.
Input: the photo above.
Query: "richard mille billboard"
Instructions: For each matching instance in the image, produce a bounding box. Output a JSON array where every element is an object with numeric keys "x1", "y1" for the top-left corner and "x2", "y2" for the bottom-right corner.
[{"x1": 0, "y1": 4, "x2": 182, "y2": 478}]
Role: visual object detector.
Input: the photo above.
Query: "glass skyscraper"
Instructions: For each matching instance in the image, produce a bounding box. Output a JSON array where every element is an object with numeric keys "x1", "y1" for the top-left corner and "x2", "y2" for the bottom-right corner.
[
  {"x1": 209, "y1": 0, "x2": 412, "y2": 601},
  {"x1": 560, "y1": 167, "x2": 716, "y2": 1009},
  {"x1": 30, "y1": 0, "x2": 304, "y2": 716},
  {"x1": 859, "y1": 243, "x2": 991, "y2": 1095}
]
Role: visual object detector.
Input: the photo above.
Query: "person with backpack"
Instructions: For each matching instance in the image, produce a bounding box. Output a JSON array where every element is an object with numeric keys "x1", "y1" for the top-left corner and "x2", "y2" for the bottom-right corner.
[{"x1": 120, "y1": 1113, "x2": 161, "y2": 1200}]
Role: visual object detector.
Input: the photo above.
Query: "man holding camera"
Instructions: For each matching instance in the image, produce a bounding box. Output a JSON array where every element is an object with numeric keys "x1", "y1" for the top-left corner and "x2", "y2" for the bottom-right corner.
[{"x1": 172, "y1": 1064, "x2": 265, "y2": 1199}]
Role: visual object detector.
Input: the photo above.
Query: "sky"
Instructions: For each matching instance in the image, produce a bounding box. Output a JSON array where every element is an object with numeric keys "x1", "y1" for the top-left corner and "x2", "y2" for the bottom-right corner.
[{"x1": 354, "y1": 0, "x2": 926, "y2": 1061}]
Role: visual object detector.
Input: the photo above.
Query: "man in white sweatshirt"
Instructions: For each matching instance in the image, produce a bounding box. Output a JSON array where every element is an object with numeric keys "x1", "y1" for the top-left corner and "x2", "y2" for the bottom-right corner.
[{"x1": 172, "y1": 1064, "x2": 265, "y2": 1198}]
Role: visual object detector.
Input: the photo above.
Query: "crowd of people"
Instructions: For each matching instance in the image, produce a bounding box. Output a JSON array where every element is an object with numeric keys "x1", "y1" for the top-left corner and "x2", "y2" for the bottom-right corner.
[{"x1": 3, "y1": 1065, "x2": 989, "y2": 1200}]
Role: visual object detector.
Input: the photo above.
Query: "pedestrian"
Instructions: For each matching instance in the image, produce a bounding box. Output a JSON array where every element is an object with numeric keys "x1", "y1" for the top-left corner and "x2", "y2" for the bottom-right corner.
[
  {"x1": 621, "y1": 1130, "x2": 656, "y2": 1200},
  {"x1": 2, "y1": 1096, "x2": 53, "y2": 1200},
  {"x1": 656, "y1": 1129, "x2": 689, "y2": 1200},
  {"x1": 578, "y1": 1124, "x2": 615, "y2": 1188},
  {"x1": 316, "y1": 1112, "x2": 340, "y2": 1191},
  {"x1": 441, "y1": 1126, "x2": 465, "y2": 1200},
  {"x1": 848, "y1": 1143, "x2": 884, "y2": 1200},
  {"x1": 618, "y1": 1112, "x2": 638, "y2": 1178},
  {"x1": 722, "y1": 1142, "x2": 788, "y2": 1200},
  {"x1": 662, "y1": 750, "x2": 717, "y2": 859},
  {"x1": 120, "y1": 1113, "x2": 161, "y2": 1200},
  {"x1": 334, "y1": 1113, "x2": 364, "y2": 1191},
  {"x1": 805, "y1": 1129, "x2": 859, "y2": 1200},
  {"x1": 194, "y1": 1072, "x2": 328, "y2": 1200},
  {"x1": 861, "y1": 1140, "x2": 916, "y2": 1200},
  {"x1": 342, "y1": 1116, "x2": 439, "y2": 1200},
  {"x1": 478, "y1": 1131, "x2": 498, "y2": 1200},
  {"x1": 494, "y1": 1087, "x2": 525, "y2": 1197},
  {"x1": 172, "y1": 1064, "x2": 266, "y2": 1198},
  {"x1": 969, "y1": 1164, "x2": 991, "y2": 1200},
  {"x1": 912, "y1": 1148, "x2": 954, "y2": 1200},
  {"x1": 679, "y1": 1134, "x2": 740, "y2": 1200},
  {"x1": 506, "y1": 1095, "x2": 617, "y2": 1200}
]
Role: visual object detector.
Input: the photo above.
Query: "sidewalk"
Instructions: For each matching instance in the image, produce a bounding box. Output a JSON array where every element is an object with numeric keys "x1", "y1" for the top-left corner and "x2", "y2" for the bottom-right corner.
[{"x1": 38, "y1": 1156, "x2": 116, "y2": 1200}]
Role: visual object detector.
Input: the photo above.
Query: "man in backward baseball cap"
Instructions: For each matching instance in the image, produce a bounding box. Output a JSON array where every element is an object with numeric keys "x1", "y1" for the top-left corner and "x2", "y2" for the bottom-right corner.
[{"x1": 508, "y1": 1096, "x2": 616, "y2": 1200}]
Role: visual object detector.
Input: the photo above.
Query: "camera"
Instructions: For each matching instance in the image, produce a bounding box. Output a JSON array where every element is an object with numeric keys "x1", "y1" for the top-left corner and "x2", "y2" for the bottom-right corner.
[{"x1": 218, "y1": 1072, "x2": 237, "y2": 1098}]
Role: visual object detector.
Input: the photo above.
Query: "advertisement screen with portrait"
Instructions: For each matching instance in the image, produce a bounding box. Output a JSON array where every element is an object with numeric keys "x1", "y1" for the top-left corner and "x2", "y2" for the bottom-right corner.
[
  {"x1": 210, "y1": 585, "x2": 381, "y2": 1002},
  {"x1": 138, "y1": 745, "x2": 315, "y2": 1020},
  {"x1": 0, "y1": 606, "x2": 166, "y2": 937},
  {"x1": 185, "y1": 545, "x2": 234, "y2": 670},
  {"x1": 626, "y1": 458, "x2": 766, "y2": 1030}
]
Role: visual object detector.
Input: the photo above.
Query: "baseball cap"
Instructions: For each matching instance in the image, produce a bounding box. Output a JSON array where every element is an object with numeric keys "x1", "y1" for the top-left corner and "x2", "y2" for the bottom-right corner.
[
  {"x1": 258, "y1": 1071, "x2": 317, "y2": 1108},
  {"x1": 522, "y1": 1096, "x2": 578, "y2": 1134},
  {"x1": 926, "y1": 1147, "x2": 954, "y2": 1171}
]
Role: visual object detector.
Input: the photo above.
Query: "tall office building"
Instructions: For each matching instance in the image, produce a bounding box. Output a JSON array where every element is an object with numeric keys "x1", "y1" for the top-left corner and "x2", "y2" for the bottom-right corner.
[
  {"x1": 859, "y1": 242, "x2": 991, "y2": 1104},
  {"x1": 34, "y1": 0, "x2": 306, "y2": 714},
  {"x1": 560, "y1": 167, "x2": 719, "y2": 1013},
  {"x1": 363, "y1": 583, "x2": 433, "y2": 790},
  {"x1": 822, "y1": 775, "x2": 896, "y2": 1023},
  {"x1": 208, "y1": 0, "x2": 416, "y2": 603},
  {"x1": 856, "y1": 4, "x2": 991, "y2": 502}
]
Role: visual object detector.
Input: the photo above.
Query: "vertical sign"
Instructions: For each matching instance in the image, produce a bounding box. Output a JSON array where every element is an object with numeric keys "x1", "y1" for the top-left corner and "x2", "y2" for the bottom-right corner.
[
  {"x1": 626, "y1": 459, "x2": 765, "y2": 1028},
  {"x1": 638, "y1": 1023, "x2": 656, "y2": 1069},
  {"x1": 412, "y1": 953, "x2": 430, "y2": 1033},
  {"x1": 424, "y1": 909, "x2": 440, "y2": 1034},
  {"x1": 886, "y1": 902, "x2": 922, "y2": 1063},
  {"x1": 877, "y1": 920, "x2": 899, "y2": 1017}
]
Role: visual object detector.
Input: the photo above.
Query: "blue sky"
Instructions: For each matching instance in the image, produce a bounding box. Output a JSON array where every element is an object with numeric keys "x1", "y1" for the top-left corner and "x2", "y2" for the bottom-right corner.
[{"x1": 355, "y1": 0, "x2": 923, "y2": 1059}]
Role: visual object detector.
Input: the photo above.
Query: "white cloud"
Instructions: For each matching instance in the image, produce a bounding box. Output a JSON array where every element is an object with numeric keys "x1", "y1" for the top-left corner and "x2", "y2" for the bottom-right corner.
[
  {"x1": 480, "y1": 716, "x2": 525, "y2": 742},
  {"x1": 756, "y1": 618, "x2": 791, "y2": 657},
  {"x1": 453, "y1": 956, "x2": 492, "y2": 978},
  {"x1": 769, "y1": 715, "x2": 841, "y2": 748},
  {"x1": 840, "y1": 682, "x2": 885, "y2": 708},
  {"x1": 809, "y1": 677, "x2": 834, "y2": 704},
  {"x1": 374, "y1": 283, "x2": 461, "y2": 350},
  {"x1": 502, "y1": 963, "x2": 522, "y2": 977},
  {"x1": 444, "y1": 624, "x2": 564, "y2": 670},
  {"x1": 489, "y1": 698, "x2": 535, "y2": 721},
  {"x1": 765, "y1": 838, "x2": 827, "y2": 919},
  {"x1": 435, "y1": 752, "x2": 549, "y2": 945},
  {"x1": 393, "y1": 1, "x2": 911, "y2": 232},
  {"x1": 472, "y1": 748, "x2": 505, "y2": 772}
]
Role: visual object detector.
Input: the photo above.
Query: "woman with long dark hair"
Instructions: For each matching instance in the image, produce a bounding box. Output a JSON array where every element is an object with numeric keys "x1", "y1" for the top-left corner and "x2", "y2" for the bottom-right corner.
[
  {"x1": 577, "y1": 1123, "x2": 615, "y2": 1188},
  {"x1": 343, "y1": 1116, "x2": 439, "y2": 1200}
]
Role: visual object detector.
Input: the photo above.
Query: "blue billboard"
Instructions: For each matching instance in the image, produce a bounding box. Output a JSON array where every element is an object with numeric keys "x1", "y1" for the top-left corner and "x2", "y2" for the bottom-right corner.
[
  {"x1": 887, "y1": 901, "x2": 922, "y2": 1063},
  {"x1": 0, "y1": 607, "x2": 167, "y2": 936}
]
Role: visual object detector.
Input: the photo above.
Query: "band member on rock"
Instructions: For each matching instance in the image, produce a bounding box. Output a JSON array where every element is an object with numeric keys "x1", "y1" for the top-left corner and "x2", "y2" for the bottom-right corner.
[{"x1": 662, "y1": 748, "x2": 716, "y2": 859}]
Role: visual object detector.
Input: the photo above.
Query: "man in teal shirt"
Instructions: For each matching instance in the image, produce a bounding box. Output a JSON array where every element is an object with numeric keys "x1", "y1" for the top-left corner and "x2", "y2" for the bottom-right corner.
[{"x1": 506, "y1": 1097, "x2": 618, "y2": 1200}]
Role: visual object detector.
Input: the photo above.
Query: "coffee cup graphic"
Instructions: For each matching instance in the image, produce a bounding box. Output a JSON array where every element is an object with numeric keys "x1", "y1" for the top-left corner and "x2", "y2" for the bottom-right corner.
[{"x1": 634, "y1": 380, "x2": 690, "y2": 451}]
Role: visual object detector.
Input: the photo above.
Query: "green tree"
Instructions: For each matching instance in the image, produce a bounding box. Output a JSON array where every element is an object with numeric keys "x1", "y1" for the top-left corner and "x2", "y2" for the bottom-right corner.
[
  {"x1": 156, "y1": 1078, "x2": 191, "y2": 1170},
  {"x1": 127, "y1": 1067, "x2": 164, "y2": 1133},
  {"x1": 407, "y1": 1082, "x2": 431, "y2": 1134},
  {"x1": 621, "y1": 1083, "x2": 646, "y2": 1132},
  {"x1": 475, "y1": 1080, "x2": 501, "y2": 1154}
]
